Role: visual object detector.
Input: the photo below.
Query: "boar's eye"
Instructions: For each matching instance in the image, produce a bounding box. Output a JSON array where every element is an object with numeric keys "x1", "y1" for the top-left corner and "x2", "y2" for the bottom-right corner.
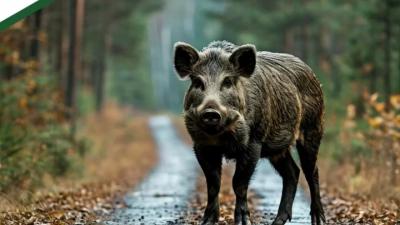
[
  {"x1": 192, "y1": 78, "x2": 205, "y2": 91},
  {"x1": 221, "y1": 77, "x2": 234, "y2": 89}
]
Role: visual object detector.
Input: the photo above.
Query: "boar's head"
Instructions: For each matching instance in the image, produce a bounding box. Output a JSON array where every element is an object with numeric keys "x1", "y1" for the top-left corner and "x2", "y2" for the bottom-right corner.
[{"x1": 173, "y1": 42, "x2": 256, "y2": 146}]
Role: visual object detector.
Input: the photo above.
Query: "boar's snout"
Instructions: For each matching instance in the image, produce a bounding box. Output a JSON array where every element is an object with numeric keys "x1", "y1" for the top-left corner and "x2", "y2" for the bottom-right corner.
[{"x1": 200, "y1": 109, "x2": 221, "y2": 127}]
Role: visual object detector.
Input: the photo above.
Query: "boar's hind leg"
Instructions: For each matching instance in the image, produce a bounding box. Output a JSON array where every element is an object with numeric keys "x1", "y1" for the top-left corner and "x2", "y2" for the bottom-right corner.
[
  {"x1": 195, "y1": 148, "x2": 222, "y2": 225},
  {"x1": 296, "y1": 127, "x2": 326, "y2": 225},
  {"x1": 269, "y1": 151, "x2": 300, "y2": 225}
]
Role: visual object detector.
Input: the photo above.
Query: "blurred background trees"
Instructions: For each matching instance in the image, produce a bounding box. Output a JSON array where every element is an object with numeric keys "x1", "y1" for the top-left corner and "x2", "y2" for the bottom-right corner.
[
  {"x1": 0, "y1": 0, "x2": 399, "y2": 200},
  {"x1": 0, "y1": 0, "x2": 162, "y2": 193}
]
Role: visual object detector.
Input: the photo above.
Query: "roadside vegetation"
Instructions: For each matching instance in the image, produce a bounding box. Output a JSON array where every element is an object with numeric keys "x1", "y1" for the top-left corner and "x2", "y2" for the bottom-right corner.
[
  {"x1": 1, "y1": 0, "x2": 159, "y2": 223},
  {"x1": 0, "y1": 0, "x2": 399, "y2": 224},
  {"x1": 0, "y1": 103, "x2": 156, "y2": 224}
]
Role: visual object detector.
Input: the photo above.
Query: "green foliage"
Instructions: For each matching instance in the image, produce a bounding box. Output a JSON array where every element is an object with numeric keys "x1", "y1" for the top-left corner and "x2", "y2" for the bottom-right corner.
[
  {"x1": 83, "y1": 0, "x2": 163, "y2": 110},
  {"x1": 107, "y1": 6, "x2": 158, "y2": 109},
  {"x1": 0, "y1": 75, "x2": 87, "y2": 192},
  {"x1": 77, "y1": 87, "x2": 96, "y2": 116}
]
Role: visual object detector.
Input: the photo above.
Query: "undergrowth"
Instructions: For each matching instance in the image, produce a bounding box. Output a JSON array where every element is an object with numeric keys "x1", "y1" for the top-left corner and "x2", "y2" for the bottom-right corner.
[{"x1": 0, "y1": 74, "x2": 88, "y2": 194}]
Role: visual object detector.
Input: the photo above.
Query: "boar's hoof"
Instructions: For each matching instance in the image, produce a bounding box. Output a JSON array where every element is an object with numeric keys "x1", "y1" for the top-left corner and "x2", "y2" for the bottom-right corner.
[
  {"x1": 271, "y1": 212, "x2": 291, "y2": 225},
  {"x1": 234, "y1": 217, "x2": 252, "y2": 225},
  {"x1": 238, "y1": 218, "x2": 252, "y2": 225},
  {"x1": 200, "y1": 215, "x2": 218, "y2": 225},
  {"x1": 271, "y1": 218, "x2": 287, "y2": 225},
  {"x1": 310, "y1": 201, "x2": 325, "y2": 225},
  {"x1": 234, "y1": 211, "x2": 252, "y2": 225},
  {"x1": 201, "y1": 222, "x2": 217, "y2": 225}
]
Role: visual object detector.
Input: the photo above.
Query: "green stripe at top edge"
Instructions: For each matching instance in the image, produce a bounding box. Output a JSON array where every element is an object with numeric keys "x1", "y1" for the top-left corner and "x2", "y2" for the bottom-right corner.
[{"x1": 0, "y1": 0, "x2": 54, "y2": 31}]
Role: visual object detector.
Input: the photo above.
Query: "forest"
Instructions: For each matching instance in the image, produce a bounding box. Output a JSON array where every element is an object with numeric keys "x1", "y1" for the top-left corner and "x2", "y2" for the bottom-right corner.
[{"x1": 0, "y1": 0, "x2": 399, "y2": 224}]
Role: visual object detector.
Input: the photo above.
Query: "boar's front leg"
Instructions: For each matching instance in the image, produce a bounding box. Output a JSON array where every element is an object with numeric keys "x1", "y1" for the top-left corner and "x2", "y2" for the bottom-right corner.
[
  {"x1": 195, "y1": 146, "x2": 222, "y2": 225},
  {"x1": 233, "y1": 142, "x2": 261, "y2": 225}
]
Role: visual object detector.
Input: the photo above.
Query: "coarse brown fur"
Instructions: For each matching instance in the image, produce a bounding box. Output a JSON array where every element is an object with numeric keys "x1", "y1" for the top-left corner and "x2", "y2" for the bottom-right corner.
[{"x1": 174, "y1": 40, "x2": 325, "y2": 225}]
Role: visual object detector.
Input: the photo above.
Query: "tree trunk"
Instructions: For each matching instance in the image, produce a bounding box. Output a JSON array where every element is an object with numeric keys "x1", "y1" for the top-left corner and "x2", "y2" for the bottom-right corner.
[
  {"x1": 65, "y1": 0, "x2": 85, "y2": 107},
  {"x1": 299, "y1": 0, "x2": 310, "y2": 63},
  {"x1": 94, "y1": 36, "x2": 107, "y2": 112},
  {"x1": 318, "y1": 27, "x2": 338, "y2": 96},
  {"x1": 284, "y1": 28, "x2": 294, "y2": 54},
  {"x1": 55, "y1": 1, "x2": 66, "y2": 77},
  {"x1": 65, "y1": 0, "x2": 77, "y2": 111},
  {"x1": 65, "y1": 0, "x2": 85, "y2": 134},
  {"x1": 369, "y1": 66, "x2": 377, "y2": 93},
  {"x1": 383, "y1": 0, "x2": 392, "y2": 109},
  {"x1": 299, "y1": 22, "x2": 310, "y2": 63},
  {"x1": 30, "y1": 10, "x2": 42, "y2": 60},
  {"x1": 75, "y1": 0, "x2": 85, "y2": 82}
]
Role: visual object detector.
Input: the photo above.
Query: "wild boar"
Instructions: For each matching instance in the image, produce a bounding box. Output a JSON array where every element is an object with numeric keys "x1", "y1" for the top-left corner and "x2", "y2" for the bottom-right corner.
[{"x1": 173, "y1": 40, "x2": 325, "y2": 225}]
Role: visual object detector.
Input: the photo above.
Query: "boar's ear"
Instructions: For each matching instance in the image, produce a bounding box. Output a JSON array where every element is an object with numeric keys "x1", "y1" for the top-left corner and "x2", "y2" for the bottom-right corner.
[
  {"x1": 173, "y1": 42, "x2": 200, "y2": 80},
  {"x1": 229, "y1": 44, "x2": 256, "y2": 77}
]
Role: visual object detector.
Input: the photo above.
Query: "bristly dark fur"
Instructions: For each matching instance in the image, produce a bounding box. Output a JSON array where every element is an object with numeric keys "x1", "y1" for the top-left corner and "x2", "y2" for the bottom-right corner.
[
  {"x1": 203, "y1": 40, "x2": 237, "y2": 53},
  {"x1": 173, "y1": 40, "x2": 325, "y2": 225}
]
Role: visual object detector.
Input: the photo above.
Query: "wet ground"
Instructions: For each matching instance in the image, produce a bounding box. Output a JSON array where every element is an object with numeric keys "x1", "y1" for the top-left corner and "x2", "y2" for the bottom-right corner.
[
  {"x1": 105, "y1": 116, "x2": 312, "y2": 225},
  {"x1": 251, "y1": 160, "x2": 311, "y2": 224},
  {"x1": 105, "y1": 116, "x2": 198, "y2": 225}
]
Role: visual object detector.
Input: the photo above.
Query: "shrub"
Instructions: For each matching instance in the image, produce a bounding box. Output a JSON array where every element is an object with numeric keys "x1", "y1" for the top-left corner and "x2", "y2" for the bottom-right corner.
[{"x1": 0, "y1": 74, "x2": 87, "y2": 192}]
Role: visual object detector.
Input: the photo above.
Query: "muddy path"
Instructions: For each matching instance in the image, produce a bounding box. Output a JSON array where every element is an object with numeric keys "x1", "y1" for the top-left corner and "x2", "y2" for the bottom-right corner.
[{"x1": 105, "y1": 116, "x2": 312, "y2": 224}]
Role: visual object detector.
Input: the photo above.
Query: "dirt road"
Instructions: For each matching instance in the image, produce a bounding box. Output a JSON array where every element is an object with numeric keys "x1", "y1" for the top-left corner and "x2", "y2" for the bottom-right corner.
[{"x1": 105, "y1": 116, "x2": 312, "y2": 224}]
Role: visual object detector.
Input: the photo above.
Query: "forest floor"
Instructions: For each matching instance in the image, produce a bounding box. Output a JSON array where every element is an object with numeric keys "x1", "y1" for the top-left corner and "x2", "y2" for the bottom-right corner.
[
  {"x1": 0, "y1": 104, "x2": 157, "y2": 225},
  {"x1": 0, "y1": 111, "x2": 399, "y2": 225},
  {"x1": 318, "y1": 162, "x2": 399, "y2": 225}
]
